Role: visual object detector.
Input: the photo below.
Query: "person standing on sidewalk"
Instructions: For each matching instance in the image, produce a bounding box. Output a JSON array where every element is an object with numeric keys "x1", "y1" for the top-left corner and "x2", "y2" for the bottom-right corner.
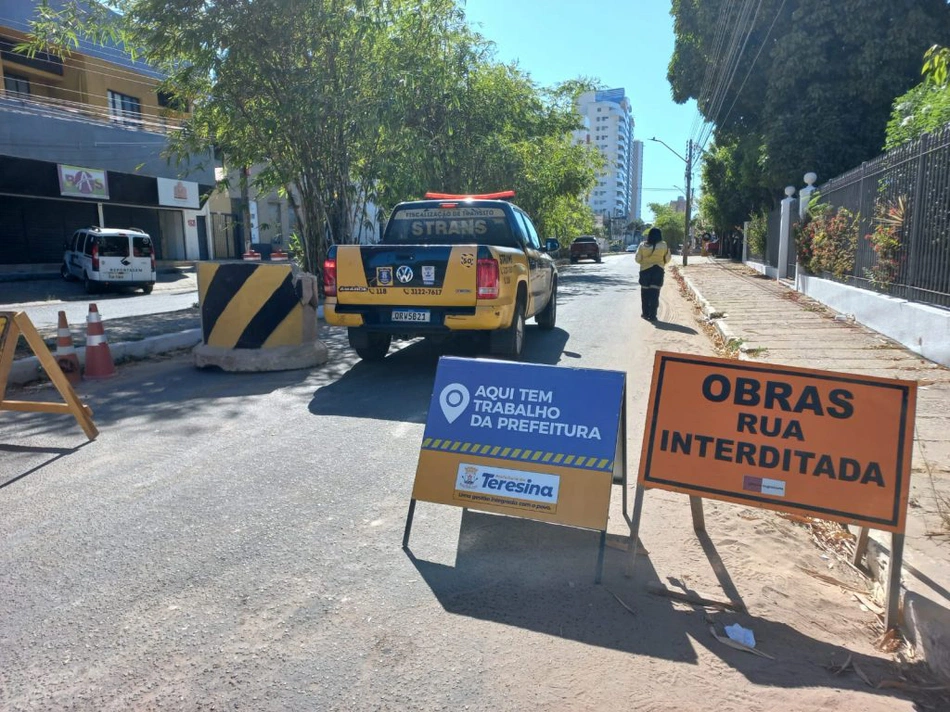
[{"x1": 635, "y1": 227, "x2": 671, "y2": 321}]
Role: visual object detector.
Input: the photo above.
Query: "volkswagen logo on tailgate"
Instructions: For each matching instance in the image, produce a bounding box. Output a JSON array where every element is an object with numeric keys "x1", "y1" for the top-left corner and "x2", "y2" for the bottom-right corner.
[{"x1": 396, "y1": 265, "x2": 414, "y2": 283}]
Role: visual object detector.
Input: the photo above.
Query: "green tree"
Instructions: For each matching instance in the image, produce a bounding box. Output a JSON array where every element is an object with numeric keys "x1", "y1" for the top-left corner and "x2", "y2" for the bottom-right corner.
[
  {"x1": 699, "y1": 136, "x2": 773, "y2": 238},
  {"x1": 885, "y1": 45, "x2": 950, "y2": 149},
  {"x1": 669, "y1": 0, "x2": 950, "y2": 212},
  {"x1": 627, "y1": 218, "x2": 647, "y2": 235},
  {"x1": 24, "y1": 0, "x2": 603, "y2": 270},
  {"x1": 647, "y1": 202, "x2": 686, "y2": 250}
]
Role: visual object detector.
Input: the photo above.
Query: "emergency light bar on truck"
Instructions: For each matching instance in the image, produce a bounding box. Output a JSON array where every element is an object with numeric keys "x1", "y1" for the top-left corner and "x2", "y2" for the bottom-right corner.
[{"x1": 423, "y1": 191, "x2": 516, "y2": 201}]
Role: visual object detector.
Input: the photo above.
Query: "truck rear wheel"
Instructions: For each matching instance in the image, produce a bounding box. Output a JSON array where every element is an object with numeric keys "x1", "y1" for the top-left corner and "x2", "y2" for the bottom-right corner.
[
  {"x1": 348, "y1": 328, "x2": 391, "y2": 361},
  {"x1": 536, "y1": 279, "x2": 557, "y2": 330},
  {"x1": 491, "y1": 296, "x2": 525, "y2": 360}
]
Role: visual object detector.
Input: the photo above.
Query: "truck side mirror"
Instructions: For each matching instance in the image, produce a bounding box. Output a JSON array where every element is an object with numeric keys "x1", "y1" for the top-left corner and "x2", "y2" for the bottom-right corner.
[{"x1": 544, "y1": 238, "x2": 560, "y2": 253}]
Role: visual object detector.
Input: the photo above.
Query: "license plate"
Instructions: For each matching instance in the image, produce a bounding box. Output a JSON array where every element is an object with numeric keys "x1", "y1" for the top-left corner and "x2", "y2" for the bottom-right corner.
[{"x1": 392, "y1": 309, "x2": 431, "y2": 323}]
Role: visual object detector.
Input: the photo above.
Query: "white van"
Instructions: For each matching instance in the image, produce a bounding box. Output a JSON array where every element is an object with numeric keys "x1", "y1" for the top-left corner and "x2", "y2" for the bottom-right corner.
[{"x1": 62, "y1": 227, "x2": 157, "y2": 294}]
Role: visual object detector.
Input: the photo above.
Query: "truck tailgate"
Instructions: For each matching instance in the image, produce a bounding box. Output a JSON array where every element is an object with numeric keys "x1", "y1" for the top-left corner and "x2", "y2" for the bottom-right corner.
[{"x1": 335, "y1": 245, "x2": 478, "y2": 307}]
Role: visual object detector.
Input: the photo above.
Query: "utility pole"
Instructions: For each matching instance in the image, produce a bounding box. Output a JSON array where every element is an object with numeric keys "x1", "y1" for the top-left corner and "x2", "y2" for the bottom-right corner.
[
  {"x1": 683, "y1": 139, "x2": 693, "y2": 267},
  {"x1": 649, "y1": 135, "x2": 697, "y2": 266}
]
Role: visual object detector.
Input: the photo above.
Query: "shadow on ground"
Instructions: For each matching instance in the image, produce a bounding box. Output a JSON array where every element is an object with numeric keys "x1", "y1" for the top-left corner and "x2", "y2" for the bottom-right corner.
[
  {"x1": 0, "y1": 270, "x2": 195, "y2": 306},
  {"x1": 653, "y1": 319, "x2": 699, "y2": 335},
  {"x1": 406, "y1": 507, "x2": 928, "y2": 707},
  {"x1": 307, "y1": 327, "x2": 571, "y2": 422},
  {"x1": 0, "y1": 442, "x2": 92, "y2": 489},
  {"x1": 557, "y1": 267, "x2": 638, "y2": 305},
  {"x1": 1, "y1": 353, "x2": 313, "y2": 443}
]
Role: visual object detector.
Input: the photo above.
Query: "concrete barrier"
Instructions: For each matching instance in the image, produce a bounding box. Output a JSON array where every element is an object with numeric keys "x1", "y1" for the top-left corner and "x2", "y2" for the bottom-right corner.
[{"x1": 193, "y1": 261, "x2": 327, "y2": 372}]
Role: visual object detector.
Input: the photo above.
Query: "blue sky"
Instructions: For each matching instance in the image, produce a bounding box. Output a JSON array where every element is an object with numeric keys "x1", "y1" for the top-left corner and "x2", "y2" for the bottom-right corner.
[{"x1": 461, "y1": 0, "x2": 701, "y2": 222}]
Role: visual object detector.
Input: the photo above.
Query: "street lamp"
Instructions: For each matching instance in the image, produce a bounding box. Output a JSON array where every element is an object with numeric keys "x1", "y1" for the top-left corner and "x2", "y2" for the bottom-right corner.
[{"x1": 650, "y1": 136, "x2": 695, "y2": 266}]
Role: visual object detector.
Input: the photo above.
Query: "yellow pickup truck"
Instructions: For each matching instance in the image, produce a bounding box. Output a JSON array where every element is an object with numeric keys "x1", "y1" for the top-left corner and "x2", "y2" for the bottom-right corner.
[{"x1": 323, "y1": 192, "x2": 560, "y2": 361}]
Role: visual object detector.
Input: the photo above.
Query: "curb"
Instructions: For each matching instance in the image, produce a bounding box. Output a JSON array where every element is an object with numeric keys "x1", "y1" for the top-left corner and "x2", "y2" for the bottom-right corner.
[
  {"x1": 676, "y1": 267, "x2": 764, "y2": 357},
  {"x1": 849, "y1": 526, "x2": 950, "y2": 683},
  {"x1": 9, "y1": 329, "x2": 203, "y2": 387}
]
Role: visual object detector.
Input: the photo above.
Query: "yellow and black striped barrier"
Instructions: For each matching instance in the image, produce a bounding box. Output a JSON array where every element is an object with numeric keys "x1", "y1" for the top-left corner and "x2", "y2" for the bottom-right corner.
[
  {"x1": 194, "y1": 262, "x2": 327, "y2": 371},
  {"x1": 421, "y1": 436, "x2": 614, "y2": 472}
]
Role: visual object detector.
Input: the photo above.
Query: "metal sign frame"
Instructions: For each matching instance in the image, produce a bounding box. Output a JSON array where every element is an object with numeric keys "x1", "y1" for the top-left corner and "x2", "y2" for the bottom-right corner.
[
  {"x1": 403, "y1": 357, "x2": 627, "y2": 583},
  {"x1": 628, "y1": 351, "x2": 915, "y2": 630}
]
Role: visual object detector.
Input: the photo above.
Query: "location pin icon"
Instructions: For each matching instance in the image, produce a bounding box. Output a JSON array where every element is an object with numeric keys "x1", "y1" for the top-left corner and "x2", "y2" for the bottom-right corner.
[{"x1": 439, "y1": 383, "x2": 470, "y2": 424}]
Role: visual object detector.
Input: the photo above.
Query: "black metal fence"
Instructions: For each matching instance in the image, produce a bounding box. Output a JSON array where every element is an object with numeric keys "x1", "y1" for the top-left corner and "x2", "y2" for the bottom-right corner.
[{"x1": 814, "y1": 124, "x2": 950, "y2": 309}]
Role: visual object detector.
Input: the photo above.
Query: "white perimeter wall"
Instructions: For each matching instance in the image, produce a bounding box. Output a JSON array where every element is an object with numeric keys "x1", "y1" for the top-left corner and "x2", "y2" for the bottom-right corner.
[{"x1": 795, "y1": 272, "x2": 950, "y2": 367}]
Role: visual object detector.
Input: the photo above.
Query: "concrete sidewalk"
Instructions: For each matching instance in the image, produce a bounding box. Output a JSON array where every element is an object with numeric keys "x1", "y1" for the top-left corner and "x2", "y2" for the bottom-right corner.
[
  {"x1": 677, "y1": 257, "x2": 950, "y2": 682},
  {"x1": 6, "y1": 308, "x2": 202, "y2": 387}
]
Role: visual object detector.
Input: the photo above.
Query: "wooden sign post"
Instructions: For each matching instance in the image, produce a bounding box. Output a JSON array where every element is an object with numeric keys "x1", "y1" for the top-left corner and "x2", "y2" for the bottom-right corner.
[
  {"x1": 0, "y1": 312, "x2": 98, "y2": 440},
  {"x1": 629, "y1": 351, "x2": 915, "y2": 630}
]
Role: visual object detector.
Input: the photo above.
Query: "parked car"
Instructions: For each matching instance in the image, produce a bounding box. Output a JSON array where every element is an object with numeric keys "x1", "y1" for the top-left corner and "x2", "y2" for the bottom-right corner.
[
  {"x1": 570, "y1": 235, "x2": 601, "y2": 263},
  {"x1": 62, "y1": 226, "x2": 157, "y2": 294}
]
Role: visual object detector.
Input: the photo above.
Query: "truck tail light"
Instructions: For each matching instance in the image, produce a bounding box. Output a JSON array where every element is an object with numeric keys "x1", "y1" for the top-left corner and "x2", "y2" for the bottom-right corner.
[
  {"x1": 91, "y1": 244, "x2": 100, "y2": 272},
  {"x1": 150, "y1": 252, "x2": 156, "y2": 274},
  {"x1": 476, "y1": 258, "x2": 499, "y2": 299},
  {"x1": 323, "y1": 258, "x2": 337, "y2": 297}
]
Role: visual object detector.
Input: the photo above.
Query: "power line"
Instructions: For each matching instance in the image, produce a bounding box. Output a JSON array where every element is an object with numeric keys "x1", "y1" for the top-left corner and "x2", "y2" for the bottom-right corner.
[
  {"x1": 0, "y1": 15, "x2": 168, "y2": 89},
  {"x1": 718, "y1": 0, "x2": 789, "y2": 132},
  {"x1": 691, "y1": 0, "x2": 761, "y2": 151},
  {"x1": 697, "y1": 0, "x2": 761, "y2": 151},
  {"x1": 691, "y1": 0, "x2": 737, "y2": 144},
  {"x1": 0, "y1": 13, "x2": 161, "y2": 71},
  {"x1": 702, "y1": 0, "x2": 764, "y2": 151}
]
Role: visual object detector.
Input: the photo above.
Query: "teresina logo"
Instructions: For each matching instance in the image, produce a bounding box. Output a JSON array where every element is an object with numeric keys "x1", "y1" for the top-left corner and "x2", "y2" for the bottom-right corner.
[
  {"x1": 454, "y1": 463, "x2": 560, "y2": 506},
  {"x1": 481, "y1": 472, "x2": 554, "y2": 498}
]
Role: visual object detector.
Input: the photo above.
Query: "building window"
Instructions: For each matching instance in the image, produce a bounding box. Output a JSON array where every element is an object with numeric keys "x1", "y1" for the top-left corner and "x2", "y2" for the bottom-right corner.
[
  {"x1": 0, "y1": 35, "x2": 63, "y2": 75},
  {"x1": 157, "y1": 90, "x2": 188, "y2": 113},
  {"x1": 3, "y1": 72, "x2": 29, "y2": 97},
  {"x1": 268, "y1": 201, "x2": 283, "y2": 244},
  {"x1": 108, "y1": 89, "x2": 142, "y2": 126}
]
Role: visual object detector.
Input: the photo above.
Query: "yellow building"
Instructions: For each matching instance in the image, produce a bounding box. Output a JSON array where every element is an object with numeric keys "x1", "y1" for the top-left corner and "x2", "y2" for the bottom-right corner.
[{"x1": 0, "y1": 0, "x2": 215, "y2": 268}]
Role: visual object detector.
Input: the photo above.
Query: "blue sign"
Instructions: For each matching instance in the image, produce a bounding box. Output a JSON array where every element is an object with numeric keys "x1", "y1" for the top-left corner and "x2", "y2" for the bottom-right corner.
[{"x1": 422, "y1": 357, "x2": 626, "y2": 472}]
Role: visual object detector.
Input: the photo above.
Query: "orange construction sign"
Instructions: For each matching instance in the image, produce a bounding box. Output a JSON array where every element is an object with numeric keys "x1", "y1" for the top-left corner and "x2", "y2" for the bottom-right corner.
[{"x1": 638, "y1": 352, "x2": 916, "y2": 532}]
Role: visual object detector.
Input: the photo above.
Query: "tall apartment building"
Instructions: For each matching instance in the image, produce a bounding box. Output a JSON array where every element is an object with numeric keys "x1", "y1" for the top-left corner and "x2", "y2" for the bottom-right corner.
[
  {"x1": 630, "y1": 139, "x2": 643, "y2": 221},
  {"x1": 0, "y1": 0, "x2": 216, "y2": 267},
  {"x1": 573, "y1": 88, "x2": 640, "y2": 224}
]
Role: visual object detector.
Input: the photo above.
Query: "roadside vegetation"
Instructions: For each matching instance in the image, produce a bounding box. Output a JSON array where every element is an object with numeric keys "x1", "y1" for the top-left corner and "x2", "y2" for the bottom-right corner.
[
  {"x1": 668, "y1": 0, "x2": 950, "y2": 239},
  {"x1": 24, "y1": 0, "x2": 605, "y2": 272}
]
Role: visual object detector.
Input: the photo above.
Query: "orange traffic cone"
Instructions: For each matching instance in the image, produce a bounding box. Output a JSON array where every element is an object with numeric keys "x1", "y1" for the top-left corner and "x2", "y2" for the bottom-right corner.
[
  {"x1": 54, "y1": 310, "x2": 81, "y2": 386},
  {"x1": 84, "y1": 303, "x2": 116, "y2": 379}
]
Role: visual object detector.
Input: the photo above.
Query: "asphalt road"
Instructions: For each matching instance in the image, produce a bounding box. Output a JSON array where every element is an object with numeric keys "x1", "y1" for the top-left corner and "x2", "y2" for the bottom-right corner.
[
  {"x1": 0, "y1": 270, "x2": 198, "y2": 329},
  {"x1": 0, "y1": 255, "x2": 917, "y2": 711}
]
